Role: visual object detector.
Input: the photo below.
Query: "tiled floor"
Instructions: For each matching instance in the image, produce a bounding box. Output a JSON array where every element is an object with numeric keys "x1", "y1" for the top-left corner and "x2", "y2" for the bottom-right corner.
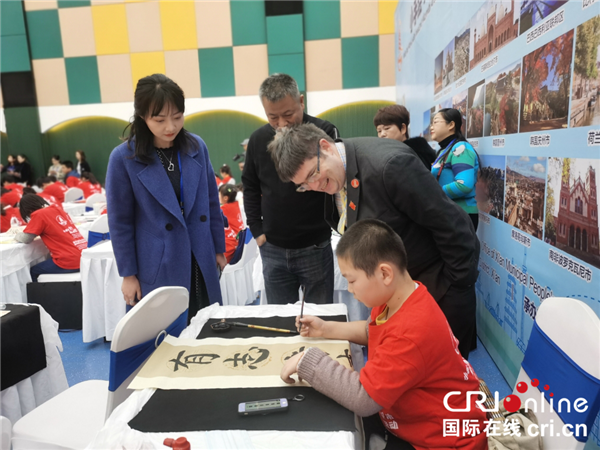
[{"x1": 60, "y1": 331, "x2": 512, "y2": 398}]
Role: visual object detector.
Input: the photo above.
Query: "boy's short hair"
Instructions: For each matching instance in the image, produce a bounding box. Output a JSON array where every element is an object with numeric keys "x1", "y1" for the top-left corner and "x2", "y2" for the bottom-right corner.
[
  {"x1": 336, "y1": 219, "x2": 408, "y2": 276},
  {"x1": 2, "y1": 175, "x2": 16, "y2": 185},
  {"x1": 62, "y1": 161, "x2": 74, "y2": 170}
]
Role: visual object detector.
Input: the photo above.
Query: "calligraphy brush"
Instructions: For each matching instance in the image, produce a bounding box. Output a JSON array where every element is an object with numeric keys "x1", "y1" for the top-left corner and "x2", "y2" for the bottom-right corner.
[
  {"x1": 218, "y1": 319, "x2": 298, "y2": 334},
  {"x1": 300, "y1": 284, "x2": 306, "y2": 320}
]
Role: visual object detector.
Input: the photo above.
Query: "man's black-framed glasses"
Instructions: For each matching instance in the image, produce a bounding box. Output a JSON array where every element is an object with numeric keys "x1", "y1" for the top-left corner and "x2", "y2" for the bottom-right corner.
[{"x1": 296, "y1": 141, "x2": 321, "y2": 192}]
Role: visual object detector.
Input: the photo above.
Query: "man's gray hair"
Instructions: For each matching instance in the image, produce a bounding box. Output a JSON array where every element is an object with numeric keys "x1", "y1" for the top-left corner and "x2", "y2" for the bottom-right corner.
[
  {"x1": 259, "y1": 73, "x2": 301, "y2": 103},
  {"x1": 267, "y1": 123, "x2": 333, "y2": 182}
]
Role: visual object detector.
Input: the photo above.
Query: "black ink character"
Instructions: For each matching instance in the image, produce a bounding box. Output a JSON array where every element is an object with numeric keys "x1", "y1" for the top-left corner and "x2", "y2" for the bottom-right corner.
[{"x1": 169, "y1": 351, "x2": 220, "y2": 372}]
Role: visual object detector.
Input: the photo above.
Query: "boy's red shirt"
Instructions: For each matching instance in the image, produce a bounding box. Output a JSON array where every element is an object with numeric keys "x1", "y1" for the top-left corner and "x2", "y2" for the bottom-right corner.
[
  {"x1": 43, "y1": 183, "x2": 68, "y2": 203},
  {"x1": 360, "y1": 282, "x2": 487, "y2": 450},
  {"x1": 24, "y1": 205, "x2": 87, "y2": 269},
  {"x1": 220, "y1": 201, "x2": 244, "y2": 262}
]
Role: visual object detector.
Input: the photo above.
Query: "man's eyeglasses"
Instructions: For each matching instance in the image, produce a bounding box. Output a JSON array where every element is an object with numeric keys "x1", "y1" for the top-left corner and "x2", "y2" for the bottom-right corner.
[{"x1": 296, "y1": 141, "x2": 321, "y2": 192}]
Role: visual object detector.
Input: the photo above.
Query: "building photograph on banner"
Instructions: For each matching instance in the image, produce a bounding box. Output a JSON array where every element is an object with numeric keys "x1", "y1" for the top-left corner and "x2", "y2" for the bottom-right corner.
[{"x1": 395, "y1": 0, "x2": 600, "y2": 446}]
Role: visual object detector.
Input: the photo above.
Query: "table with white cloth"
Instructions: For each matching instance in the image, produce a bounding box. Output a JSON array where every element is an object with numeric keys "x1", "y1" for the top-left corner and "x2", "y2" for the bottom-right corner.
[
  {"x1": 86, "y1": 303, "x2": 363, "y2": 450},
  {"x1": 80, "y1": 240, "x2": 125, "y2": 343},
  {"x1": 62, "y1": 202, "x2": 86, "y2": 218},
  {"x1": 0, "y1": 303, "x2": 68, "y2": 425},
  {"x1": 0, "y1": 221, "x2": 94, "y2": 305},
  {"x1": 253, "y1": 235, "x2": 370, "y2": 322},
  {"x1": 1, "y1": 237, "x2": 49, "y2": 304}
]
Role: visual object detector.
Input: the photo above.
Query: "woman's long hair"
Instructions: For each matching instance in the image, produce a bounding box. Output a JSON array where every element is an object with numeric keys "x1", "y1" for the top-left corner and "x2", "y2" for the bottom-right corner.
[
  {"x1": 19, "y1": 193, "x2": 48, "y2": 222},
  {"x1": 123, "y1": 74, "x2": 197, "y2": 163},
  {"x1": 76, "y1": 150, "x2": 87, "y2": 162}
]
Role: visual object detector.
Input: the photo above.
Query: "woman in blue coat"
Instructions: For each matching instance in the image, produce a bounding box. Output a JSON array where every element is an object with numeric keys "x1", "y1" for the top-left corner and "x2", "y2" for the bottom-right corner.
[{"x1": 106, "y1": 74, "x2": 226, "y2": 321}]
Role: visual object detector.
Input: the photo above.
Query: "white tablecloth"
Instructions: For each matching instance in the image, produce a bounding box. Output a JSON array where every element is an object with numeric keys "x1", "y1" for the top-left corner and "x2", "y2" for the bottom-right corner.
[
  {"x1": 80, "y1": 240, "x2": 125, "y2": 343},
  {"x1": 1, "y1": 238, "x2": 49, "y2": 304},
  {"x1": 62, "y1": 202, "x2": 86, "y2": 218},
  {"x1": 86, "y1": 303, "x2": 361, "y2": 450},
  {"x1": 0, "y1": 304, "x2": 68, "y2": 425},
  {"x1": 0, "y1": 222, "x2": 94, "y2": 305}
]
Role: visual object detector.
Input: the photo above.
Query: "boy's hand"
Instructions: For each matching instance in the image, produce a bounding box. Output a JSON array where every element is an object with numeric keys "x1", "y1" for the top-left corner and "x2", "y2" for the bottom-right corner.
[
  {"x1": 296, "y1": 315, "x2": 326, "y2": 337},
  {"x1": 280, "y1": 352, "x2": 303, "y2": 384}
]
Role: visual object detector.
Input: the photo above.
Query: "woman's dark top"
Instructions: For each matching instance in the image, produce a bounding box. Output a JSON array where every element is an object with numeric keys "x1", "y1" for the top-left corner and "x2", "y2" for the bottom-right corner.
[{"x1": 404, "y1": 137, "x2": 436, "y2": 169}]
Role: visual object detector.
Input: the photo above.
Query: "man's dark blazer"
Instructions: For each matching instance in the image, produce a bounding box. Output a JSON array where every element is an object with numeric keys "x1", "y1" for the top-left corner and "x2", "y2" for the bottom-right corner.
[{"x1": 325, "y1": 137, "x2": 480, "y2": 301}]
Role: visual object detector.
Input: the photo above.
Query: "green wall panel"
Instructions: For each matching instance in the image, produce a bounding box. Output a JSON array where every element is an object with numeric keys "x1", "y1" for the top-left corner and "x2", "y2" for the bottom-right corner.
[
  {"x1": 268, "y1": 53, "x2": 305, "y2": 92},
  {"x1": 1, "y1": 132, "x2": 9, "y2": 155},
  {"x1": 184, "y1": 110, "x2": 266, "y2": 182},
  {"x1": 26, "y1": 9, "x2": 63, "y2": 59},
  {"x1": 267, "y1": 14, "x2": 304, "y2": 55},
  {"x1": 342, "y1": 36, "x2": 379, "y2": 89},
  {"x1": 198, "y1": 47, "x2": 235, "y2": 98},
  {"x1": 230, "y1": 0, "x2": 266, "y2": 47},
  {"x1": 317, "y1": 101, "x2": 394, "y2": 138},
  {"x1": 303, "y1": 0, "x2": 340, "y2": 41},
  {"x1": 43, "y1": 116, "x2": 128, "y2": 185},
  {"x1": 1, "y1": 35, "x2": 31, "y2": 73},
  {"x1": 65, "y1": 56, "x2": 101, "y2": 105},
  {"x1": 1, "y1": 0, "x2": 26, "y2": 37},
  {"x1": 4, "y1": 107, "x2": 45, "y2": 183},
  {"x1": 58, "y1": 0, "x2": 91, "y2": 7}
]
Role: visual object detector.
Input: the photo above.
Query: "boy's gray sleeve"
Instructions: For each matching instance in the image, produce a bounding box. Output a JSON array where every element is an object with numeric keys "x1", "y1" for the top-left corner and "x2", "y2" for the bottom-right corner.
[
  {"x1": 297, "y1": 347, "x2": 382, "y2": 417},
  {"x1": 15, "y1": 232, "x2": 36, "y2": 244}
]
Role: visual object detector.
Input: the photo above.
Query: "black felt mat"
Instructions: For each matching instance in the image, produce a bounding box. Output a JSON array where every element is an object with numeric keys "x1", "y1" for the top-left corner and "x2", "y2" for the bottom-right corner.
[
  {"x1": 129, "y1": 314, "x2": 354, "y2": 433},
  {"x1": 128, "y1": 386, "x2": 356, "y2": 433},
  {"x1": 197, "y1": 315, "x2": 347, "y2": 339}
]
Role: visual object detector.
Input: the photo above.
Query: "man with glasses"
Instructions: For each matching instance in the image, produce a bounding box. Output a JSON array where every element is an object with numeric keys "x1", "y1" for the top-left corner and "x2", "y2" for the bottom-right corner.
[
  {"x1": 267, "y1": 123, "x2": 480, "y2": 359},
  {"x1": 242, "y1": 74, "x2": 339, "y2": 305}
]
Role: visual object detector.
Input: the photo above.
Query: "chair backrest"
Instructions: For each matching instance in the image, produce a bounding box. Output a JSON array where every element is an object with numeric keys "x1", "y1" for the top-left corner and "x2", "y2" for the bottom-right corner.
[
  {"x1": 0, "y1": 416, "x2": 11, "y2": 450},
  {"x1": 64, "y1": 187, "x2": 84, "y2": 202},
  {"x1": 228, "y1": 229, "x2": 247, "y2": 266},
  {"x1": 89, "y1": 214, "x2": 109, "y2": 234},
  {"x1": 85, "y1": 193, "x2": 106, "y2": 208},
  {"x1": 514, "y1": 297, "x2": 600, "y2": 450},
  {"x1": 105, "y1": 286, "x2": 189, "y2": 419},
  {"x1": 222, "y1": 237, "x2": 257, "y2": 275}
]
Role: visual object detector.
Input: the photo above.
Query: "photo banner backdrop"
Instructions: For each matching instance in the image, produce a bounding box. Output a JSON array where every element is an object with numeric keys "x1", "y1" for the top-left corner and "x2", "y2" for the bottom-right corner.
[{"x1": 395, "y1": 1, "x2": 600, "y2": 447}]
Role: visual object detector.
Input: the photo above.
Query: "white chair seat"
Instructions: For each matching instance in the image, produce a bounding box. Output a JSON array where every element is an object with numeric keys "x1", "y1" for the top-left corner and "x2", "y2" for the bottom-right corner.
[
  {"x1": 37, "y1": 273, "x2": 81, "y2": 283},
  {"x1": 12, "y1": 380, "x2": 108, "y2": 450}
]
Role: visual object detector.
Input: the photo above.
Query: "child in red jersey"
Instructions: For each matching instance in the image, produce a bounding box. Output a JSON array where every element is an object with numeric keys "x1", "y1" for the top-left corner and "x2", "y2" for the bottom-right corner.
[
  {"x1": 22, "y1": 187, "x2": 59, "y2": 207},
  {"x1": 79, "y1": 172, "x2": 102, "y2": 198},
  {"x1": 1, "y1": 187, "x2": 22, "y2": 207},
  {"x1": 16, "y1": 194, "x2": 87, "y2": 282},
  {"x1": 39, "y1": 176, "x2": 69, "y2": 203},
  {"x1": 1, "y1": 203, "x2": 24, "y2": 232},
  {"x1": 281, "y1": 219, "x2": 488, "y2": 450},
  {"x1": 219, "y1": 184, "x2": 244, "y2": 263},
  {"x1": 219, "y1": 164, "x2": 235, "y2": 185}
]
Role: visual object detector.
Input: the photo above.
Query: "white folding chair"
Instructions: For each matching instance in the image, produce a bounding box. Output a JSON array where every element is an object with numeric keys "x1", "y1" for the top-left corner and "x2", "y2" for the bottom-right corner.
[
  {"x1": 85, "y1": 193, "x2": 106, "y2": 208},
  {"x1": 220, "y1": 238, "x2": 258, "y2": 306},
  {"x1": 87, "y1": 215, "x2": 110, "y2": 248},
  {"x1": 0, "y1": 416, "x2": 11, "y2": 450},
  {"x1": 64, "y1": 187, "x2": 84, "y2": 203},
  {"x1": 513, "y1": 297, "x2": 600, "y2": 450},
  {"x1": 12, "y1": 286, "x2": 189, "y2": 450}
]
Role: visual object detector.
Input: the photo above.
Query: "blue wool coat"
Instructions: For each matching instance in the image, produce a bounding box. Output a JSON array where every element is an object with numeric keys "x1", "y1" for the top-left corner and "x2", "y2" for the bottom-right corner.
[{"x1": 105, "y1": 134, "x2": 225, "y2": 304}]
